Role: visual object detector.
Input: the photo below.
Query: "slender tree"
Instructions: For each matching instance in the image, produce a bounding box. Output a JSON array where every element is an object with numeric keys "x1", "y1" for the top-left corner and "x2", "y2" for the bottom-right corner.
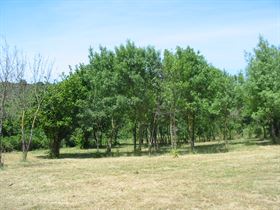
[
  {"x1": 20, "y1": 54, "x2": 53, "y2": 161},
  {"x1": 0, "y1": 40, "x2": 24, "y2": 166}
]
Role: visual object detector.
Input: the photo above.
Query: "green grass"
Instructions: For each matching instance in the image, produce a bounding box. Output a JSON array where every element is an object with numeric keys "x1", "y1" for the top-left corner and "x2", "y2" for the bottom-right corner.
[{"x1": 0, "y1": 139, "x2": 279, "y2": 209}]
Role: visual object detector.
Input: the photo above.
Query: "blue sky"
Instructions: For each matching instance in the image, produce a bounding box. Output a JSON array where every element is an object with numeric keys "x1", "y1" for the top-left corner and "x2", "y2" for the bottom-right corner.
[{"x1": 1, "y1": 0, "x2": 279, "y2": 78}]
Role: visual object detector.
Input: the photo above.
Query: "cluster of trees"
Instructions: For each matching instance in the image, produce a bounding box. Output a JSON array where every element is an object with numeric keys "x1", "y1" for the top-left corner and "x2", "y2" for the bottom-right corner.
[
  {"x1": 40, "y1": 37, "x2": 280, "y2": 157},
  {"x1": 0, "y1": 37, "x2": 279, "y2": 162}
]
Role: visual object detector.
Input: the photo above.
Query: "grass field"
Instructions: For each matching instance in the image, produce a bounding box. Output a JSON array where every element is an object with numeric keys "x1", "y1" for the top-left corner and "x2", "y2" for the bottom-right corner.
[{"x1": 0, "y1": 139, "x2": 279, "y2": 210}]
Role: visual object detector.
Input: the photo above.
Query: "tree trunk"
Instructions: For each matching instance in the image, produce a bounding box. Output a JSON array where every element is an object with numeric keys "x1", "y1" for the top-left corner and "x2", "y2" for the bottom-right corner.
[
  {"x1": 99, "y1": 132, "x2": 103, "y2": 147},
  {"x1": 167, "y1": 125, "x2": 171, "y2": 145},
  {"x1": 263, "y1": 124, "x2": 267, "y2": 139},
  {"x1": 22, "y1": 151, "x2": 28, "y2": 161},
  {"x1": 170, "y1": 112, "x2": 177, "y2": 149},
  {"x1": 84, "y1": 131, "x2": 90, "y2": 149},
  {"x1": 50, "y1": 134, "x2": 60, "y2": 158},
  {"x1": 145, "y1": 128, "x2": 149, "y2": 145},
  {"x1": 190, "y1": 113, "x2": 195, "y2": 152},
  {"x1": 159, "y1": 126, "x2": 164, "y2": 145},
  {"x1": 106, "y1": 138, "x2": 112, "y2": 153},
  {"x1": 96, "y1": 136, "x2": 99, "y2": 152},
  {"x1": 224, "y1": 115, "x2": 229, "y2": 149},
  {"x1": 271, "y1": 119, "x2": 280, "y2": 144},
  {"x1": 107, "y1": 117, "x2": 115, "y2": 153},
  {"x1": 93, "y1": 130, "x2": 99, "y2": 152},
  {"x1": 0, "y1": 87, "x2": 7, "y2": 167},
  {"x1": 138, "y1": 124, "x2": 143, "y2": 151},
  {"x1": 0, "y1": 118, "x2": 3, "y2": 167},
  {"x1": 113, "y1": 128, "x2": 119, "y2": 145},
  {"x1": 21, "y1": 110, "x2": 27, "y2": 161},
  {"x1": 154, "y1": 124, "x2": 158, "y2": 151},
  {"x1": 148, "y1": 127, "x2": 152, "y2": 156},
  {"x1": 133, "y1": 122, "x2": 137, "y2": 152}
]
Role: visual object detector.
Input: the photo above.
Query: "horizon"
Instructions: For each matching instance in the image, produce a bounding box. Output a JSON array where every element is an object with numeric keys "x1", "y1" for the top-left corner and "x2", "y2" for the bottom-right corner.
[{"x1": 1, "y1": 0, "x2": 279, "y2": 79}]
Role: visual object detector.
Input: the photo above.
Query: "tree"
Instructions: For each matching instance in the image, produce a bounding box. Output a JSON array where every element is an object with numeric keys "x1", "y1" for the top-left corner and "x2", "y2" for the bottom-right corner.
[
  {"x1": 210, "y1": 71, "x2": 236, "y2": 148},
  {"x1": 20, "y1": 54, "x2": 53, "y2": 161},
  {"x1": 114, "y1": 41, "x2": 162, "y2": 152},
  {"x1": 163, "y1": 47, "x2": 217, "y2": 151},
  {"x1": 0, "y1": 40, "x2": 24, "y2": 166},
  {"x1": 246, "y1": 37, "x2": 280, "y2": 143},
  {"x1": 41, "y1": 73, "x2": 84, "y2": 158}
]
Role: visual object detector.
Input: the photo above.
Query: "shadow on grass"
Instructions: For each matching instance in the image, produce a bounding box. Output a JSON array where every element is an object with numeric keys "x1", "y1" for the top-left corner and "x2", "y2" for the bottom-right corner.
[
  {"x1": 229, "y1": 138, "x2": 274, "y2": 146},
  {"x1": 37, "y1": 146, "x2": 174, "y2": 159},
  {"x1": 37, "y1": 138, "x2": 275, "y2": 159},
  {"x1": 244, "y1": 138, "x2": 273, "y2": 146},
  {"x1": 193, "y1": 143, "x2": 228, "y2": 154},
  {"x1": 37, "y1": 143, "x2": 227, "y2": 159}
]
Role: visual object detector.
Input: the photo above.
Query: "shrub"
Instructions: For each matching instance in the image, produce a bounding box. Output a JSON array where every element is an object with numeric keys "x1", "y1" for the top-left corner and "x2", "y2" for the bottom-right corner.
[
  {"x1": 2, "y1": 129, "x2": 48, "y2": 152},
  {"x1": 2, "y1": 135, "x2": 21, "y2": 152},
  {"x1": 170, "y1": 149, "x2": 179, "y2": 158},
  {"x1": 70, "y1": 128, "x2": 90, "y2": 149}
]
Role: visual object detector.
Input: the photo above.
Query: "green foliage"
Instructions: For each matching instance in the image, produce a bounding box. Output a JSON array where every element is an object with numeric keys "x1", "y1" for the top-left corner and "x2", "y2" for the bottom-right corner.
[
  {"x1": 246, "y1": 36, "x2": 280, "y2": 143},
  {"x1": 170, "y1": 149, "x2": 179, "y2": 158},
  {"x1": 2, "y1": 136, "x2": 21, "y2": 152},
  {"x1": 2, "y1": 129, "x2": 48, "y2": 152},
  {"x1": 70, "y1": 128, "x2": 89, "y2": 149},
  {"x1": 40, "y1": 73, "x2": 87, "y2": 157},
  {"x1": 14, "y1": 37, "x2": 277, "y2": 157}
]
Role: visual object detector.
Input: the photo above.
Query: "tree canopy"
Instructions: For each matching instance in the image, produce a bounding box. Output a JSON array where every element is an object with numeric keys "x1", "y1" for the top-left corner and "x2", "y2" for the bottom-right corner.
[{"x1": 1, "y1": 37, "x2": 279, "y2": 158}]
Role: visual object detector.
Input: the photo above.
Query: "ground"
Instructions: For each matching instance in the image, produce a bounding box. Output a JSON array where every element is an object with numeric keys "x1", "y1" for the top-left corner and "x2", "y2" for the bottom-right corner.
[{"x1": 0, "y1": 139, "x2": 279, "y2": 210}]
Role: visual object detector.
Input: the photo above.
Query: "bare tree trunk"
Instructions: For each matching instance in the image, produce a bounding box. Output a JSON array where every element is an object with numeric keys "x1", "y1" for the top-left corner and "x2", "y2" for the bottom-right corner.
[
  {"x1": 159, "y1": 126, "x2": 164, "y2": 144},
  {"x1": 50, "y1": 134, "x2": 60, "y2": 158},
  {"x1": 27, "y1": 104, "x2": 40, "y2": 150},
  {"x1": 138, "y1": 124, "x2": 143, "y2": 151},
  {"x1": 21, "y1": 110, "x2": 28, "y2": 161},
  {"x1": 0, "y1": 83, "x2": 8, "y2": 166},
  {"x1": 19, "y1": 54, "x2": 52, "y2": 160},
  {"x1": 170, "y1": 112, "x2": 177, "y2": 149},
  {"x1": 107, "y1": 117, "x2": 115, "y2": 153},
  {"x1": 21, "y1": 103, "x2": 41, "y2": 161},
  {"x1": 99, "y1": 131, "x2": 103, "y2": 148},
  {"x1": 96, "y1": 138, "x2": 99, "y2": 152},
  {"x1": 271, "y1": 119, "x2": 280, "y2": 144},
  {"x1": 0, "y1": 117, "x2": 3, "y2": 167},
  {"x1": 145, "y1": 127, "x2": 149, "y2": 145},
  {"x1": 190, "y1": 113, "x2": 195, "y2": 152},
  {"x1": 148, "y1": 126, "x2": 152, "y2": 156},
  {"x1": 0, "y1": 107, "x2": 4, "y2": 167},
  {"x1": 223, "y1": 115, "x2": 229, "y2": 149},
  {"x1": 133, "y1": 122, "x2": 137, "y2": 152},
  {"x1": 263, "y1": 124, "x2": 267, "y2": 139},
  {"x1": 149, "y1": 113, "x2": 158, "y2": 154},
  {"x1": 154, "y1": 124, "x2": 158, "y2": 151}
]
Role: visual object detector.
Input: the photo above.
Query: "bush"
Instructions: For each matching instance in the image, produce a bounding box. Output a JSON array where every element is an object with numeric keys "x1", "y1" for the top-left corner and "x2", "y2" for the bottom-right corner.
[
  {"x1": 70, "y1": 128, "x2": 90, "y2": 149},
  {"x1": 2, "y1": 135, "x2": 21, "y2": 152},
  {"x1": 170, "y1": 149, "x2": 179, "y2": 158},
  {"x1": 2, "y1": 129, "x2": 48, "y2": 152},
  {"x1": 30, "y1": 129, "x2": 48, "y2": 150}
]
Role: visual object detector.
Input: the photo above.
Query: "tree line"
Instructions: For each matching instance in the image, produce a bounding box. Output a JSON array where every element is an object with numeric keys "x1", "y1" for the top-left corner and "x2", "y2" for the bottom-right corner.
[{"x1": 0, "y1": 37, "x2": 279, "y2": 162}]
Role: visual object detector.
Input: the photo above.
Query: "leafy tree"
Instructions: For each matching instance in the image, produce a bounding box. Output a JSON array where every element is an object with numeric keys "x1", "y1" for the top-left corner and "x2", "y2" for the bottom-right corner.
[
  {"x1": 163, "y1": 47, "x2": 219, "y2": 151},
  {"x1": 246, "y1": 37, "x2": 280, "y2": 143},
  {"x1": 114, "y1": 41, "x2": 161, "y2": 152},
  {"x1": 41, "y1": 73, "x2": 85, "y2": 157}
]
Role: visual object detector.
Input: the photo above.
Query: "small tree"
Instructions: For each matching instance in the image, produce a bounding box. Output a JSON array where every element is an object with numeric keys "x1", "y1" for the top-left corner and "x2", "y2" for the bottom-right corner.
[
  {"x1": 41, "y1": 73, "x2": 83, "y2": 158},
  {"x1": 20, "y1": 54, "x2": 53, "y2": 161},
  {"x1": 0, "y1": 40, "x2": 24, "y2": 166}
]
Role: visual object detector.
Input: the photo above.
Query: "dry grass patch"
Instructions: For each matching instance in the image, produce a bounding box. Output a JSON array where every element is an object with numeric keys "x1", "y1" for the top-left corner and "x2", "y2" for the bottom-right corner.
[{"x1": 0, "y1": 144, "x2": 279, "y2": 209}]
